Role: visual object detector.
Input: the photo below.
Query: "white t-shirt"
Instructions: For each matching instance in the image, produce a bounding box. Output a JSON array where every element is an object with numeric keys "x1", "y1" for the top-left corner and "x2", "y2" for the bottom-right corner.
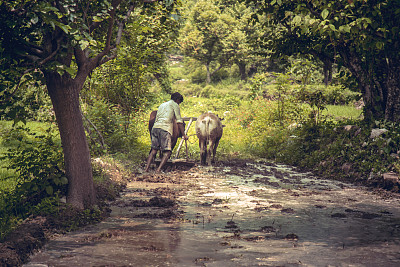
[{"x1": 153, "y1": 100, "x2": 183, "y2": 135}]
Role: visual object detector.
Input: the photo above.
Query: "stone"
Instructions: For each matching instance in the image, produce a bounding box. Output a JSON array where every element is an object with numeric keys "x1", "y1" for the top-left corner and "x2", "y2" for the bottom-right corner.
[
  {"x1": 370, "y1": 128, "x2": 388, "y2": 139},
  {"x1": 383, "y1": 172, "x2": 399, "y2": 184}
]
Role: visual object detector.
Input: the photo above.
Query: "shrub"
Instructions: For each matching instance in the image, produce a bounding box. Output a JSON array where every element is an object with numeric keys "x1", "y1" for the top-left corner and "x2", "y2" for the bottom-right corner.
[
  {"x1": 211, "y1": 68, "x2": 230, "y2": 83},
  {"x1": 83, "y1": 98, "x2": 140, "y2": 156},
  {"x1": 2, "y1": 126, "x2": 67, "y2": 200},
  {"x1": 307, "y1": 85, "x2": 361, "y2": 105},
  {"x1": 0, "y1": 125, "x2": 67, "y2": 240},
  {"x1": 199, "y1": 85, "x2": 215, "y2": 98},
  {"x1": 190, "y1": 68, "x2": 207, "y2": 84}
]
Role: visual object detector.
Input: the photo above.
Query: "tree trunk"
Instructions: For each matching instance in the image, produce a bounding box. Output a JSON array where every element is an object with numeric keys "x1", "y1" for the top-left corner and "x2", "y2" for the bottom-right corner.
[
  {"x1": 322, "y1": 59, "x2": 332, "y2": 86},
  {"x1": 46, "y1": 72, "x2": 96, "y2": 210},
  {"x1": 384, "y1": 62, "x2": 400, "y2": 122},
  {"x1": 339, "y1": 47, "x2": 385, "y2": 121},
  {"x1": 237, "y1": 61, "x2": 247, "y2": 80},
  {"x1": 205, "y1": 63, "x2": 211, "y2": 84}
]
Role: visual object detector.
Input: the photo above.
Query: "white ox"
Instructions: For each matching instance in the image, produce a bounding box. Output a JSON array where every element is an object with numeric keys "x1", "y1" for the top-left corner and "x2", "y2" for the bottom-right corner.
[{"x1": 195, "y1": 112, "x2": 223, "y2": 165}]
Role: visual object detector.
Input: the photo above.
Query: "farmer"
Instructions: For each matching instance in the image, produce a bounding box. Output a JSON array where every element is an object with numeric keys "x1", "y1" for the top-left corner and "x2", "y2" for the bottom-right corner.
[{"x1": 145, "y1": 92, "x2": 188, "y2": 173}]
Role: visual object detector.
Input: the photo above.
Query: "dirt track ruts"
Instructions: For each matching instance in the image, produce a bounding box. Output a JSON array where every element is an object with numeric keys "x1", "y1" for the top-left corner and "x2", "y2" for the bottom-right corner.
[{"x1": 25, "y1": 160, "x2": 400, "y2": 266}]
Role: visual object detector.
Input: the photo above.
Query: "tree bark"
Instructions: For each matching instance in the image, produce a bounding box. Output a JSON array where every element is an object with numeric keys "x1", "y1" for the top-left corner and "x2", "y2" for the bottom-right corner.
[
  {"x1": 384, "y1": 62, "x2": 400, "y2": 122},
  {"x1": 339, "y1": 46, "x2": 385, "y2": 121},
  {"x1": 45, "y1": 72, "x2": 96, "y2": 210},
  {"x1": 237, "y1": 61, "x2": 247, "y2": 80},
  {"x1": 205, "y1": 63, "x2": 211, "y2": 84},
  {"x1": 322, "y1": 59, "x2": 332, "y2": 86}
]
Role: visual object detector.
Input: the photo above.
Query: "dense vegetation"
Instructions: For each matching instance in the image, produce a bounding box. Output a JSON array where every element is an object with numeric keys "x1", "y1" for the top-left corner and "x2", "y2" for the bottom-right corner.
[{"x1": 1, "y1": 0, "x2": 400, "y2": 255}]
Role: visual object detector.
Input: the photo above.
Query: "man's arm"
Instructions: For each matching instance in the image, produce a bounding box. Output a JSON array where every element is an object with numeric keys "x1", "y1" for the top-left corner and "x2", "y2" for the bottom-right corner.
[{"x1": 177, "y1": 123, "x2": 188, "y2": 140}]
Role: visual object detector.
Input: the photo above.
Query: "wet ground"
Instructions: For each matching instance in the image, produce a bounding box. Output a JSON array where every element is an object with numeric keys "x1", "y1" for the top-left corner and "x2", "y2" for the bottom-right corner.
[{"x1": 25, "y1": 160, "x2": 400, "y2": 266}]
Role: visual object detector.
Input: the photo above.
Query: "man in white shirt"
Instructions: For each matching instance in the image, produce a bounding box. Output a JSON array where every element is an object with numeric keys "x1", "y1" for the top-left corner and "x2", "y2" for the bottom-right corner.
[{"x1": 145, "y1": 92, "x2": 188, "y2": 173}]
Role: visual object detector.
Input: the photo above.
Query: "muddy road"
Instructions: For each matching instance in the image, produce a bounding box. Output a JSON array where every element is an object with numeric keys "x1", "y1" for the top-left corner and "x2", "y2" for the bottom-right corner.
[{"x1": 25, "y1": 160, "x2": 400, "y2": 266}]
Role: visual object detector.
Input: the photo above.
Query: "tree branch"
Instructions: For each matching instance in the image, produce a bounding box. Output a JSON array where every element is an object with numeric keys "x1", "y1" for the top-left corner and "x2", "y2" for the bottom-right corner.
[
  {"x1": 81, "y1": 111, "x2": 105, "y2": 150},
  {"x1": 21, "y1": 42, "x2": 44, "y2": 57},
  {"x1": 38, "y1": 35, "x2": 63, "y2": 66},
  {"x1": 99, "y1": 1, "x2": 136, "y2": 65},
  {"x1": 103, "y1": 0, "x2": 121, "y2": 54}
]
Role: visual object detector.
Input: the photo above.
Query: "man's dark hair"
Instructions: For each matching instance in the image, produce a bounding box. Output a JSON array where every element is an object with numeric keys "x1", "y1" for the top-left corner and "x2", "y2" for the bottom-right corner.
[{"x1": 171, "y1": 92, "x2": 184, "y2": 103}]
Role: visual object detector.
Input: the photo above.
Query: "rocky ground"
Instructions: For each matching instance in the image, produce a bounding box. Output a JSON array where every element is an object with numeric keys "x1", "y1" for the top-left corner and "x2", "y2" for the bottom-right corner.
[{"x1": 4, "y1": 159, "x2": 400, "y2": 266}]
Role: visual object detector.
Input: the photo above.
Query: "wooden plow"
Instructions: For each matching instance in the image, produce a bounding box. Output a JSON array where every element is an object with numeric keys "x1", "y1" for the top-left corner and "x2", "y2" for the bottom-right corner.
[
  {"x1": 153, "y1": 116, "x2": 197, "y2": 168},
  {"x1": 171, "y1": 116, "x2": 197, "y2": 166}
]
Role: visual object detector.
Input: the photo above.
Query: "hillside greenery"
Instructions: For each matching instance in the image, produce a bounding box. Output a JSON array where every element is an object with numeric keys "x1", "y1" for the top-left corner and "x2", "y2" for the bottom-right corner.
[{"x1": 3, "y1": 56, "x2": 396, "y2": 240}]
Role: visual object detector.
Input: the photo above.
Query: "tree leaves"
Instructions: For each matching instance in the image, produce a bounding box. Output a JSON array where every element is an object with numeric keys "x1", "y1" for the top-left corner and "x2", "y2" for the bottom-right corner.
[
  {"x1": 251, "y1": 0, "x2": 400, "y2": 121},
  {"x1": 321, "y1": 9, "x2": 329, "y2": 20}
]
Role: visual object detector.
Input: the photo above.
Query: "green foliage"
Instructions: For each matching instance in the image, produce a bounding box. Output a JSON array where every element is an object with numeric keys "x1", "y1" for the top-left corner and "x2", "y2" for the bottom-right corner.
[
  {"x1": 2, "y1": 126, "x2": 67, "y2": 199},
  {"x1": 0, "y1": 122, "x2": 127, "y2": 240},
  {"x1": 34, "y1": 201, "x2": 104, "y2": 233},
  {"x1": 1, "y1": 82, "x2": 53, "y2": 123},
  {"x1": 251, "y1": 0, "x2": 400, "y2": 121},
  {"x1": 82, "y1": 98, "x2": 143, "y2": 156},
  {"x1": 288, "y1": 58, "x2": 322, "y2": 85},
  {"x1": 254, "y1": 117, "x2": 400, "y2": 185},
  {"x1": 190, "y1": 67, "x2": 208, "y2": 84},
  {"x1": 298, "y1": 88, "x2": 327, "y2": 125},
  {"x1": 179, "y1": 0, "x2": 261, "y2": 83},
  {"x1": 273, "y1": 73, "x2": 301, "y2": 126},
  {"x1": 0, "y1": 124, "x2": 67, "y2": 240},
  {"x1": 0, "y1": 193, "x2": 22, "y2": 240},
  {"x1": 248, "y1": 72, "x2": 271, "y2": 100},
  {"x1": 82, "y1": 2, "x2": 181, "y2": 117},
  {"x1": 0, "y1": 69, "x2": 47, "y2": 124}
]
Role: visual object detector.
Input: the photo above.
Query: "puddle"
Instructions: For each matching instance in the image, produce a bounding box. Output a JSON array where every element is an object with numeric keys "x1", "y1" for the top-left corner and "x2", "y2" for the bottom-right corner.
[{"x1": 25, "y1": 160, "x2": 400, "y2": 266}]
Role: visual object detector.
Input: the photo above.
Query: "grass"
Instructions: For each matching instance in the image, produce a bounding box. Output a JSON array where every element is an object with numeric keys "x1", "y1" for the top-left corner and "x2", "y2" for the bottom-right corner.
[
  {"x1": 323, "y1": 104, "x2": 363, "y2": 121},
  {"x1": 0, "y1": 121, "x2": 17, "y2": 192}
]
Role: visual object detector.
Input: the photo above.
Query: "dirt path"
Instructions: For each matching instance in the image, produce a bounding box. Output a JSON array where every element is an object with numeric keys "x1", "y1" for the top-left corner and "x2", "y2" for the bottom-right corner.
[{"x1": 25, "y1": 160, "x2": 400, "y2": 266}]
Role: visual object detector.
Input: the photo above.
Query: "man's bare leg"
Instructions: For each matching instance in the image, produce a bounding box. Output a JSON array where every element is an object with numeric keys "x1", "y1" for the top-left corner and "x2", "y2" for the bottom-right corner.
[
  {"x1": 156, "y1": 151, "x2": 171, "y2": 173},
  {"x1": 145, "y1": 149, "x2": 158, "y2": 172}
]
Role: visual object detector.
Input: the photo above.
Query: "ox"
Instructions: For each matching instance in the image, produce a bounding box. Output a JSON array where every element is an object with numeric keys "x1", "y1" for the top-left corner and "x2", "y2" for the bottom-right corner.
[
  {"x1": 195, "y1": 112, "x2": 223, "y2": 165},
  {"x1": 148, "y1": 110, "x2": 184, "y2": 156}
]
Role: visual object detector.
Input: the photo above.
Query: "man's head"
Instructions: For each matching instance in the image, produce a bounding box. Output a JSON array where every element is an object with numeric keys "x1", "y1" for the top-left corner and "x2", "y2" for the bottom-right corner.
[{"x1": 171, "y1": 92, "x2": 184, "y2": 104}]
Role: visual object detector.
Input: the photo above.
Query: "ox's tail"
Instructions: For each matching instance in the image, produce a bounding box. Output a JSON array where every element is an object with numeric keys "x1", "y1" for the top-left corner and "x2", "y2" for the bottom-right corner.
[{"x1": 202, "y1": 116, "x2": 211, "y2": 145}]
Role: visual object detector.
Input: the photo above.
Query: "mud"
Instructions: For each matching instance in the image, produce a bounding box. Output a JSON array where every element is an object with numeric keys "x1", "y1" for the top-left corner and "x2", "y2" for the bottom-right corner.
[{"x1": 25, "y1": 160, "x2": 400, "y2": 266}]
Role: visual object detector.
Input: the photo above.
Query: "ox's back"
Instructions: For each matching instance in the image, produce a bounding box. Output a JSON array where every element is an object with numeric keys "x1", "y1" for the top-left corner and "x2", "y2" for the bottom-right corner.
[
  {"x1": 195, "y1": 112, "x2": 223, "y2": 165},
  {"x1": 195, "y1": 113, "x2": 223, "y2": 141}
]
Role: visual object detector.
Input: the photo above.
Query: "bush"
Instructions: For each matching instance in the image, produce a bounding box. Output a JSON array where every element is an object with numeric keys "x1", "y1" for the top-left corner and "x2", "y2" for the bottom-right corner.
[
  {"x1": 190, "y1": 68, "x2": 207, "y2": 84},
  {"x1": 311, "y1": 85, "x2": 361, "y2": 105},
  {"x1": 0, "y1": 125, "x2": 67, "y2": 240},
  {"x1": 199, "y1": 85, "x2": 215, "y2": 98},
  {"x1": 211, "y1": 68, "x2": 230, "y2": 83},
  {"x1": 0, "y1": 83, "x2": 53, "y2": 123},
  {"x1": 83, "y1": 99, "x2": 138, "y2": 155},
  {"x1": 2, "y1": 126, "x2": 67, "y2": 200},
  {"x1": 257, "y1": 119, "x2": 400, "y2": 186}
]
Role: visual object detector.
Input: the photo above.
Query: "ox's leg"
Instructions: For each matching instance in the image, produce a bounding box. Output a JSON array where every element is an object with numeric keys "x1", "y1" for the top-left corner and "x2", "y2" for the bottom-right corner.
[
  {"x1": 211, "y1": 137, "x2": 221, "y2": 164},
  {"x1": 207, "y1": 140, "x2": 214, "y2": 166},
  {"x1": 199, "y1": 139, "x2": 207, "y2": 165}
]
